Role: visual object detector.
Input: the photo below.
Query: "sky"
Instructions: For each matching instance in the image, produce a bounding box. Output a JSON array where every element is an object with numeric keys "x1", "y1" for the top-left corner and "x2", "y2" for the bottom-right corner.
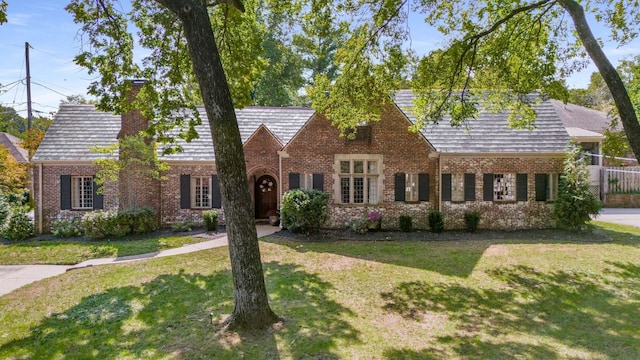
[{"x1": 1, "y1": 1, "x2": 640, "y2": 119}]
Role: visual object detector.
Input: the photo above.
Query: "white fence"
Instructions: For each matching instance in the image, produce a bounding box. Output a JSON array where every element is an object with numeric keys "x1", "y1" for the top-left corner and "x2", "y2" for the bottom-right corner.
[{"x1": 602, "y1": 167, "x2": 640, "y2": 195}]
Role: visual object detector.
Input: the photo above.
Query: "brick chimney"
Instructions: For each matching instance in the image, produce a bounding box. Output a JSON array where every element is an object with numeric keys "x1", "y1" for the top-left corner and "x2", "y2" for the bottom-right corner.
[
  {"x1": 116, "y1": 79, "x2": 161, "y2": 215},
  {"x1": 118, "y1": 79, "x2": 148, "y2": 139}
]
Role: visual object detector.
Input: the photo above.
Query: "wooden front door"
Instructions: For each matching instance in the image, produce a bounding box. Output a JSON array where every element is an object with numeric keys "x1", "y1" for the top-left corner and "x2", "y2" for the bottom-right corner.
[{"x1": 255, "y1": 175, "x2": 277, "y2": 218}]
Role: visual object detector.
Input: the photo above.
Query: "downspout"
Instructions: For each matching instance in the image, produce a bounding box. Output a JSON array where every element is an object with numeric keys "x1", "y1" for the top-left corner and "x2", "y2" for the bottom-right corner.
[
  {"x1": 38, "y1": 162, "x2": 42, "y2": 233},
  {"x1": 438, "y1": 154, "x2": 442, "y2": 213},
  {"x1": 278, "y1": 151, "x2": 283, "y2": 209}
]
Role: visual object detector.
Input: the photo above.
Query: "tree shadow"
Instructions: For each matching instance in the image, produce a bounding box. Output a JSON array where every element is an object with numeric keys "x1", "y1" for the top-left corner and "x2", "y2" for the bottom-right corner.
[
  {"x1": 268, "y1": 236, "x2": 490, "y2": 277},
  {"x1": 0, "y1": 262, "x2": 358, "y2": 359},
  {"x1": 381, "y1": 263, "x2": 640, "y2": 358},
  {"x1": 268, "y1": 224, "x2": 640, "y2": 278}
]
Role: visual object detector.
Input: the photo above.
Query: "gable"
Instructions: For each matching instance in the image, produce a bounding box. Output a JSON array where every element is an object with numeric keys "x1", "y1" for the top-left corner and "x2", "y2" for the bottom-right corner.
[{"x1": 283, "y1": 103, "x2": 434, "y2": 155}]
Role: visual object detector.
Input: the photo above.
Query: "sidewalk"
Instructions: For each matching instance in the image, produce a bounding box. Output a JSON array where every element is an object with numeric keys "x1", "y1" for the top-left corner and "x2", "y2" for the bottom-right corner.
[{"x1": 0, "y1": 225, "x2": 278, "y2": 297}]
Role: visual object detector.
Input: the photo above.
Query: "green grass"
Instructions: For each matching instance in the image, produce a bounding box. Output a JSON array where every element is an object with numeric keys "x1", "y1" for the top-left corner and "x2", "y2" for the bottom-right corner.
[
  {"x1": 0, "y1": 222, "x2": 639, "y2": 359},
  {"x1": 0, "y1": 233, "x2": 211, "y2": 265}
]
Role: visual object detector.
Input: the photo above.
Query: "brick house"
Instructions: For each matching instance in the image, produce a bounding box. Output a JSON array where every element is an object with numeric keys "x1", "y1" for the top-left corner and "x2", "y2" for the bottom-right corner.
[{"x1": 32, "y1": 88, "x2": 571, "y2": 233}]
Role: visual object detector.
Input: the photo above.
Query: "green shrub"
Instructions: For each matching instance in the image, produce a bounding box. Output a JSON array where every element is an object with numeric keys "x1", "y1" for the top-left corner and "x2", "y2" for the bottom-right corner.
[
  {"x1": 52, "y1": 218, "x2": 83, "y2": 238},
  {"x1": 203, "y1": 210, "x2": 218, "y2": 231},
  {"x1": 81, "y1": 210, "x2": 127, "y2": 239},
  {"x1": 281, "y1": 189, "x2": 329, "y2": 234},
  {"x1": 464, "y1": 211, "x2": 480, "y2": 233},
  {"x1": 398, "y1": 215, "x2": 412, "y2": 232},
  {"x1": 428, "y1": 210, "x2": 444, "y2": 233},
  {"x1": 117, "y1": 207, "x2": 157, "y2": 235},
  {"x1": 172, "y1": 220, "x2": 194, "y2": 233},
  {"x1": 0, "y1": 193, "x2": 9, "y2": 228},
  {"x1": 349, "y1": 218, "x2": 369, "y2": 234},
  {"x1": 1, "y1": 208, "x2": 34, "y2": 241}
]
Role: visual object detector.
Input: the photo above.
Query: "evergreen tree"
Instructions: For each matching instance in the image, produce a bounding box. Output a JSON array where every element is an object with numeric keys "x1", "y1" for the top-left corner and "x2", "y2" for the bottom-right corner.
[{"x1": 553, "y1": 143, "x2": 602, "y2": 231}]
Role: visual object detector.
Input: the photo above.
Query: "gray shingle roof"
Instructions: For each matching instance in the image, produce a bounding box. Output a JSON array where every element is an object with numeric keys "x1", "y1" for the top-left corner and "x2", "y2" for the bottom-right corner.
[
  {"x1": 0, "y1": 132, "x2": 29, "y2": 163},
  {"x1": 549, "y1": 99, "x2": 615, "y2": 133},
  {"x1": 32, "y1": 105, "x2": 120, "y2": 162},
  {"x1": 394, "y1": 90, "x2": 571, "y2": 153},
  {"x1": 33, "y1": 104, "x2": 315, "y2": 162}
]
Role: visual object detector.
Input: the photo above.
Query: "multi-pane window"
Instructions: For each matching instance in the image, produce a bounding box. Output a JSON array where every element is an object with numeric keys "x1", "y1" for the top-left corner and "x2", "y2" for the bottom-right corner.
[
  {"x1": 547, "y1": 173, "x2": 559, "y2": 201},
  {"x1": 339, "y1": 159, "x2": 379, "y2": 204},
  {"x1": 494, "y1": 173, "x2": 516, "y2": 201},
  {"x1": 536, "y1": 173, "x2": 559, "y2": 201},
  {"x1": 72, "y1": 176, "x2": 93, "y2": 209},
  {"x1": 405, "y1": 173, "x2": 419, "y2": 202},
  {"x1": 299, "y1": 173, "x2": 314, "y2": 190},
  {"x1": 451, "y1": 174, "x2": 465, "y2": 202},
  {"x1": 192, "y1": 176, "x2": 211, "y2": 208}
]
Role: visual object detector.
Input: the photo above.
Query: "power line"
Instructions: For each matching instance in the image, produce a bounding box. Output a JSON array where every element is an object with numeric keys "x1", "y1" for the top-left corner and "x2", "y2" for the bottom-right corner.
[
  {"x1": 12, "y1": 56, "x2": 25, "y2": 104},
  {"x1": 31, "y1": 77, "x2": 77, "y2": 93},
  {"x1": 0, "y1": 79, "x2": 23, "y2": 89},
  {"x1": 31, "y1": 81, "x2": 70, "y2": 98}
]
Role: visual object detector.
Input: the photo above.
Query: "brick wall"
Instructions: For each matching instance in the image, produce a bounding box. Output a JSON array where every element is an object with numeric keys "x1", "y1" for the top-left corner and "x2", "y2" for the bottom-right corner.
[
  {"x1": 35, "y1": 164, "x2": 118, "y2": 233},
  {"x1": 440, "y1": 155, "x2": 565, "y2": 230},
  {"x1": 281, "y1": 105, "x2": 438, "y2": 230},
  {"x1": 160, "y1": 164, "x2": 219, "y2": 226},
  {"x1": 244, "y1": 125, "x2": 282, "y2": 209}
]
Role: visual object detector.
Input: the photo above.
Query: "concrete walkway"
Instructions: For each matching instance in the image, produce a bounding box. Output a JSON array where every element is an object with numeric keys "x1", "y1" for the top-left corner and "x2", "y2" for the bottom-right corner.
[
  {"x1": 596, "y1": 208, "x2": 640, "y2": 228},
  {"x1": 0, "y1": 225, "x2": 278, "y2": 297}
]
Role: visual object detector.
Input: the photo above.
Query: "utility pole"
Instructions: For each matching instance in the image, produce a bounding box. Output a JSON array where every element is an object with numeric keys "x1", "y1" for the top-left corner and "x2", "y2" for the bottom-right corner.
[{"x1": 25, "y1": 41, "x2": 33, "y2": 130}]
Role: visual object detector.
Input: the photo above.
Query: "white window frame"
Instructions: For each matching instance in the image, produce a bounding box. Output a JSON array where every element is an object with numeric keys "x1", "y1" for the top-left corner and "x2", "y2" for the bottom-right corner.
[
  {"x1": 334, "y1": 154, "x2": 383, "y2": 205},
  {"x1": 191, "y1": 176, "x2": 212, "y2": 209},
  {"x1": 547, "y1": 173, "x2": 559, "y2": 201},
  {"x1": 299, "y1": 173, "x2": 314, "y2": 190},
  {"x1": 451, "y1": 173, "x2": 465, "y2": 202},
  {"x1": 72, "y1": 176, "x2": 93, "y2": 210},
  {"x1": 494, "y1": 173, "x2": 516, "y2": 201},
  {"x1": 405, "y1": 173, "x2": 419, "y2": 202}
]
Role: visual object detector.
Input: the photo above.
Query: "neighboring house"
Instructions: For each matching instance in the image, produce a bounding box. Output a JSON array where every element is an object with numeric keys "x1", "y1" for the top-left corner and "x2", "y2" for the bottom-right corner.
[
  {"x1": 551, "y1": 100, "x2": 640, "y2": 204},
  {"x1": 32, "y1": 85, "x2": 572, "y2": 233},
  {"x1": 0, "y1": 132, "x2": 29, "y2": 163}
]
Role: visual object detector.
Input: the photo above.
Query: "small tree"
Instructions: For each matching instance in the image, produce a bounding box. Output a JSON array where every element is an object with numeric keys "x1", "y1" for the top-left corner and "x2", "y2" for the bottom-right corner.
[
  {"x1": 92, "y1": 134, "x2": 169, "y2": 209},
  {"x1": 553, "y1": 143, "x2": 602, "y2": 231}
]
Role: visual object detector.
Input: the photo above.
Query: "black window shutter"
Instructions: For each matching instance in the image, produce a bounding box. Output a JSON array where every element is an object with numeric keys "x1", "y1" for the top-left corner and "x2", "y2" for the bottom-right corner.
[
  {"x1": 211, "y1": 175, "x2": 221, "y2": 208},
  {"x1": 483, "y1": 173, "x2": 494, "y2": 201},
  {"x1": 535, "y1": 173, "x2": 548, "y2": 201},
  {"x1": 92, "y1": 176, "x2": 103, "y2": 209},
  {"x1": 418, "y1": 173, "x2": 430, "y2": 201},
  {"x1": 60, "y1": 175, "x2": 71, "y2": 210},
  {"x1": 180, "y1": 174, "x2": 191, "y2": 209},
  {"x1": 441, "y1": 173, "x2": 452, "y2": 201},
  {"x1": 464, "y1": 173, "x2": 476, "y2": 201},
  {"x1": 394, "y1": 173, "x2": 406, "y2": 201},
  {"x1": 313, "y1": 173, "x2": 323, "y2": 191},
  {"x1": 289, "y1": 172, "x2": 300, "y2": 190},
  {"x1": 516, "y1": 173, "x2": 528, "y2": 201}
]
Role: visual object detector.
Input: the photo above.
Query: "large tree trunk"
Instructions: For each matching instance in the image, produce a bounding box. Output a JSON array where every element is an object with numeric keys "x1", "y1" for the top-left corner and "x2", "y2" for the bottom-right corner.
[
  {"x1": 157, "y1": 0, "x2": 279, "y2": 330},
  {"x1": 560, "y1": 0, "x2": 640, "y2": 164}
]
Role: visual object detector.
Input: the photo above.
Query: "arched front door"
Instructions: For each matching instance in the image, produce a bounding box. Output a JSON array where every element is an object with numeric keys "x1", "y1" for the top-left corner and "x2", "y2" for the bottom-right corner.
[{"x1": 255, "y1": 175, "x2": 277, "y2": 218}]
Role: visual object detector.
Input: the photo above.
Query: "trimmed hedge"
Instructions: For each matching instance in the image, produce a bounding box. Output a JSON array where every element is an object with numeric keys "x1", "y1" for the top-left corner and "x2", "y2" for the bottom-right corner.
[
  {"x1": 281, "y1": 189, "x2": 328, "y2": 234},
  {"x1": 82, "y1": 207, "x2": 157, "y2": 239}
]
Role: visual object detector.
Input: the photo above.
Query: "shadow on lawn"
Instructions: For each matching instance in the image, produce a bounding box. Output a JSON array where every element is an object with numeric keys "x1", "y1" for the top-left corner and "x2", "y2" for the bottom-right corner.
[
  {"x1": 268, "y1": 224, "x2": 640, "y2": 278},
  {"x1": 381, "y1": 262, "x2": 640, "y2": 359},
  {"x1": 0, "y1": 262, "x2": 357, "y2": 359}
]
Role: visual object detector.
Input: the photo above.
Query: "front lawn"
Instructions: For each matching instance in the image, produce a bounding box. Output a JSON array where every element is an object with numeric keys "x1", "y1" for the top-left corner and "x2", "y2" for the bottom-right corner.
[
  {"x1": 0, "y1": 222, "x2": 639, "y2": 359},
  {"x1": 0, "y1": 231, "x2": 219, "y2": 265}
]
